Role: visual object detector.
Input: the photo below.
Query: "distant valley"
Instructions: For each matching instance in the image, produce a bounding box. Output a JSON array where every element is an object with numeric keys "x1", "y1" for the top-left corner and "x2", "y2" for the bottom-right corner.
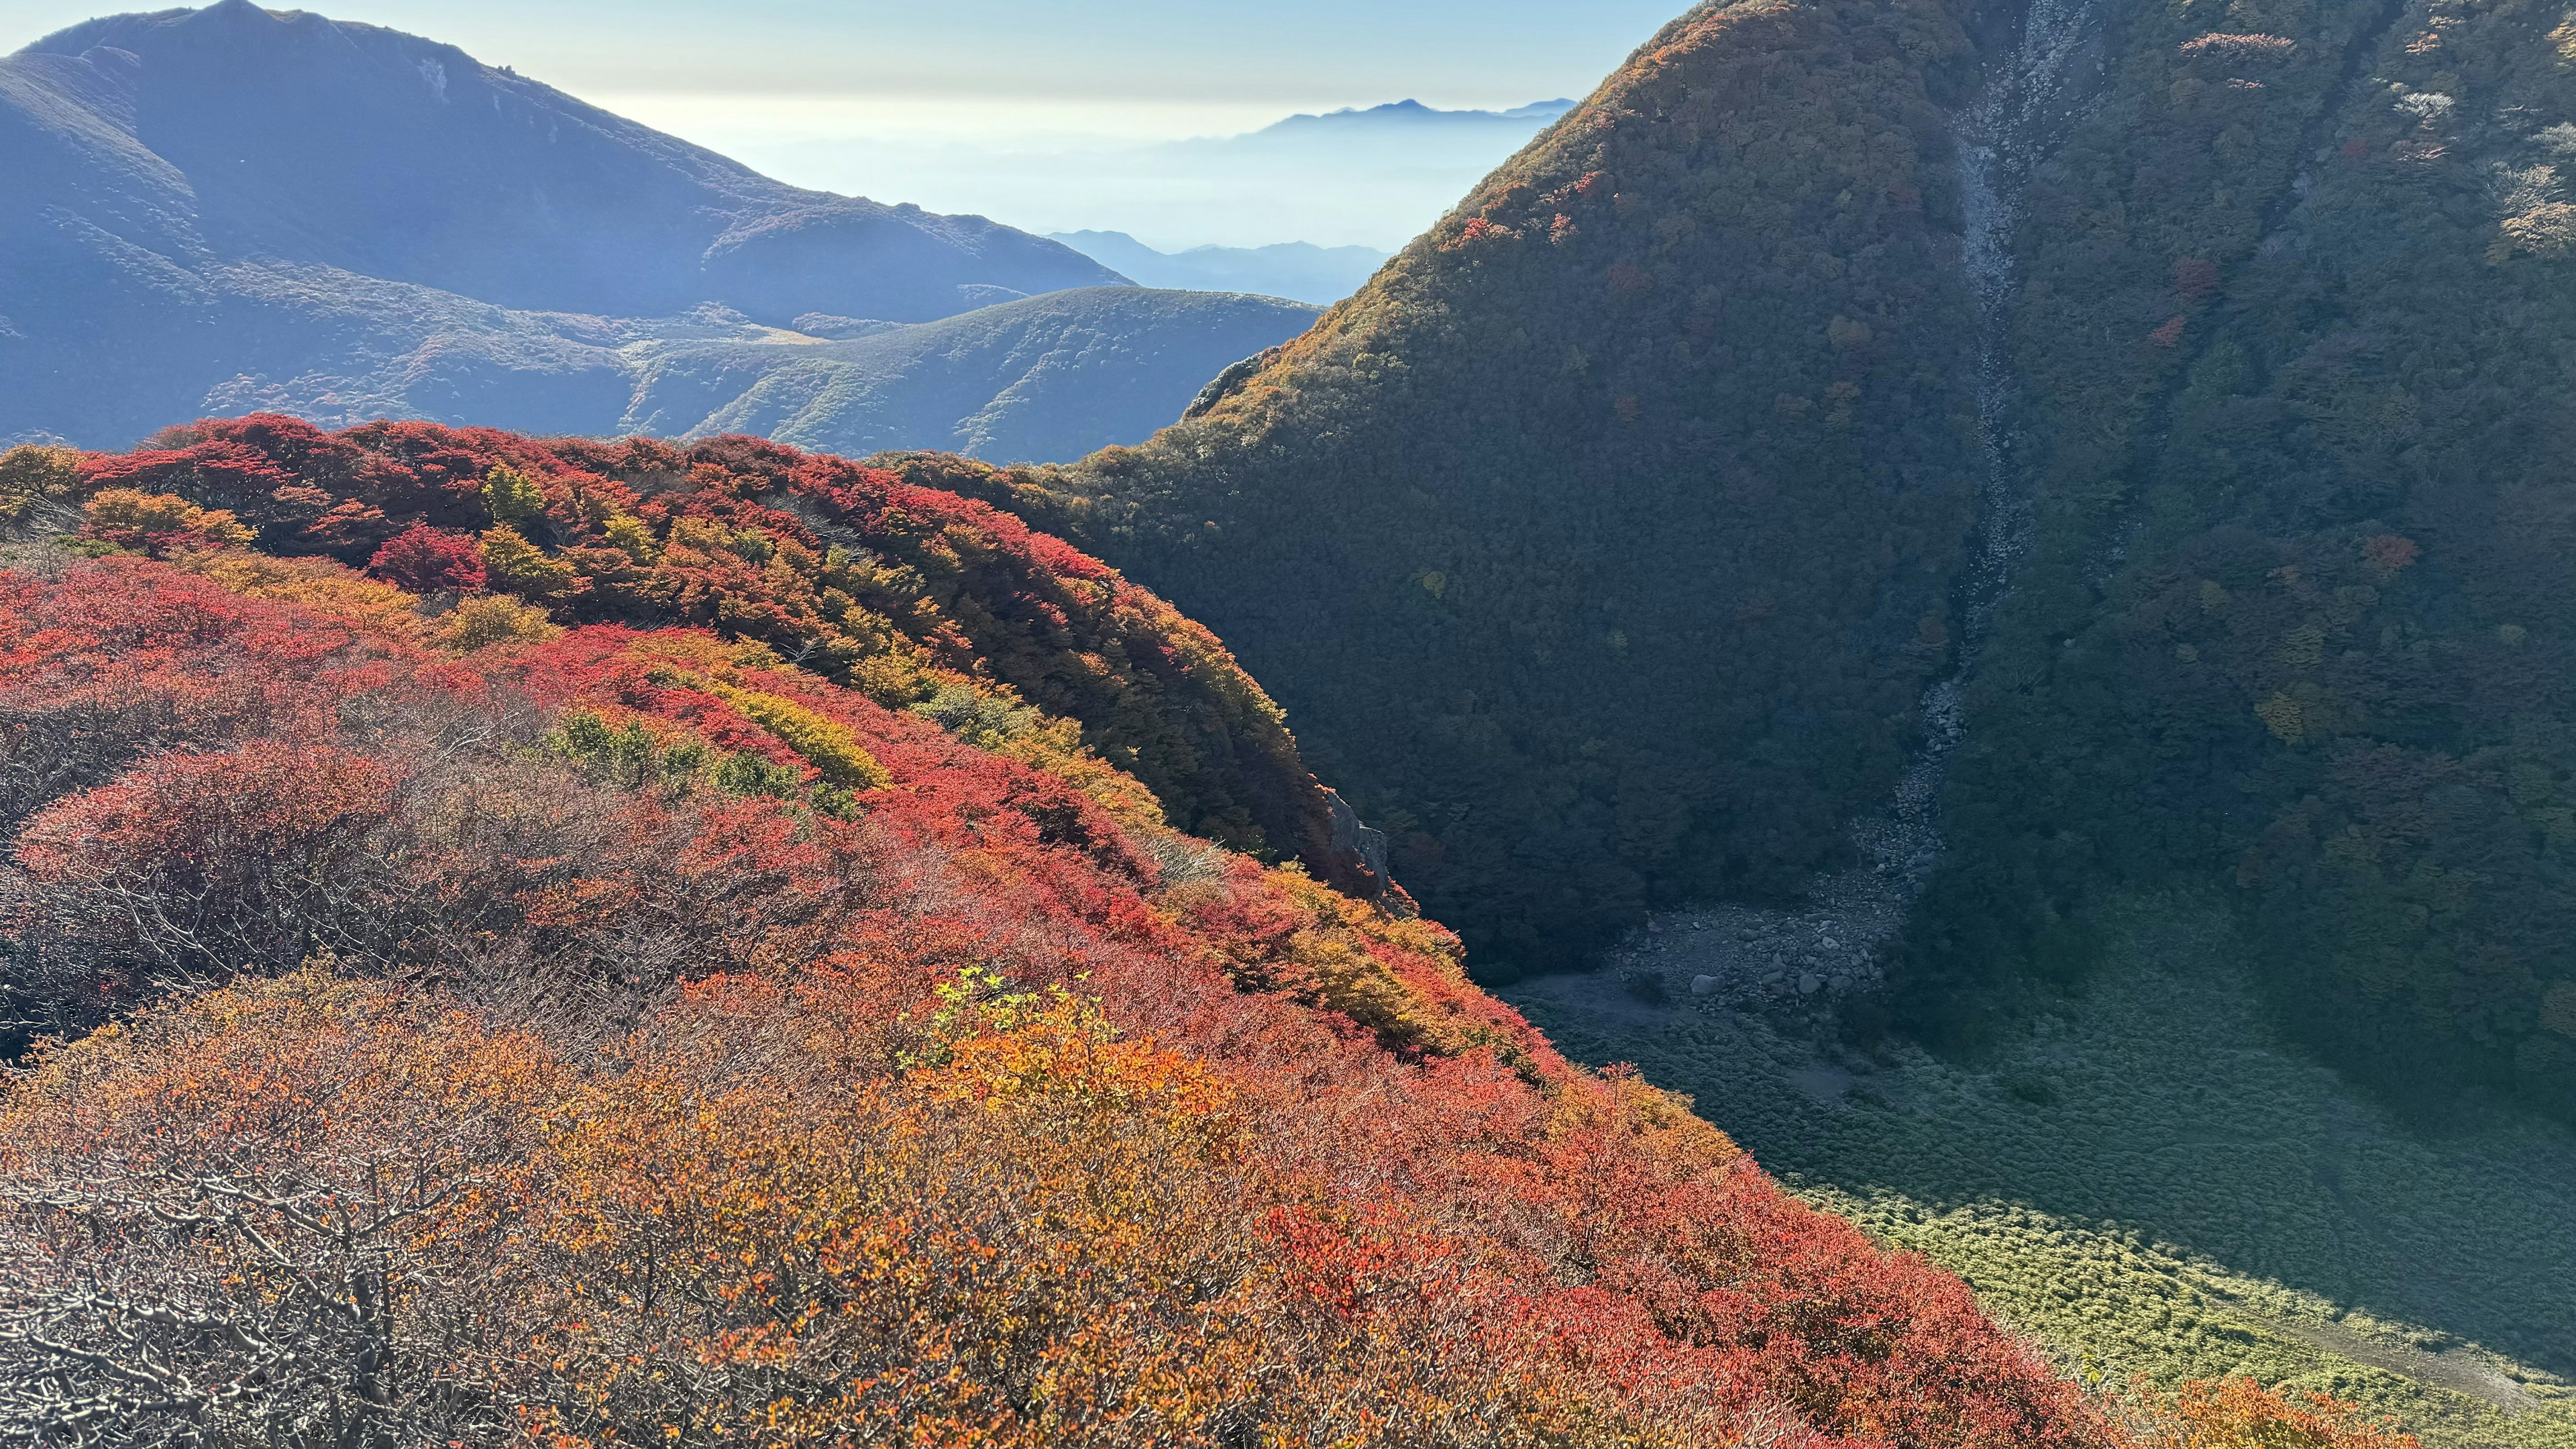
[
  {"x1": 1047, "y1": 233, "x2": 1389, "y2": 307},
  {"x1": 0, "y1": 1, "x2": 1317, "y2": 455}
]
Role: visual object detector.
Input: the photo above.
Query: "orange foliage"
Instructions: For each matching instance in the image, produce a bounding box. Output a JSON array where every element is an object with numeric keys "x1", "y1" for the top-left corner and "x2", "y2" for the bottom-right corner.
[
  {"x1": 0, "y1": 555, "x2": 2121, "y2": 1446},
  {"x1": 2131, "y1": 1377, "x2": 2420, "y2": 1448}
]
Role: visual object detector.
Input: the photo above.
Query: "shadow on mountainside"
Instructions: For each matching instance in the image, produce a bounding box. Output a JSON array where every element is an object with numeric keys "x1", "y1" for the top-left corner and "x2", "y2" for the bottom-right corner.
[{"x1": 1505, "y1": 894, "x2": 2576, "y2": 1447}]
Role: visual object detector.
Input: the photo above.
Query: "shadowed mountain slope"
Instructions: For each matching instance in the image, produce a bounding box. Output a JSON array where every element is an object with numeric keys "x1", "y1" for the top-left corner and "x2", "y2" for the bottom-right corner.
[
  {"x1": 973, "y1": 0, "x2": 2576, "y2": 1125},
  {"x1": 1024, "y1": 0, "x2": 1992, "y2": 971}
]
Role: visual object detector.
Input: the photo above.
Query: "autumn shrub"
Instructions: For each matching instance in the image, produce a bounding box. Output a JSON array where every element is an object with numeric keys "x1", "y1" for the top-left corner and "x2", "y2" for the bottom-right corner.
[
  {"x1": 2129, "y1": 1377, "x2": 2421, "y2": 1448},
  {"x1": 0, "y1": 555, "x2": 2121, "y2": 1446},
  {"x1": 367, "y1": 519, "x2": 486, "y2": 592},
  {"x1": 11, "y1": 739, "x2": 402, "y2": 983},
  {"x1": 60, "y1": 417, "x2": 1359, "y2": 887},
  {"x1": 0, "y1": 971, "x2": 560, "y2": 1447},
  {"x1": 0, "y1": 444, "x2": 78, "y2": 524},
  {"x1": 77, "y1": 487, "x2": 252, "y2": 555}
]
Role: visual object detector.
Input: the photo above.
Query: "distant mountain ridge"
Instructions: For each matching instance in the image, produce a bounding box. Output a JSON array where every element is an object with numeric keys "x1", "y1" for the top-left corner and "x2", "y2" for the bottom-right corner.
[
  {"x1": 1256, "y1": 98, "x2": 1578, "y2": 135},
  {"x1": 7, "y1": 0, "x2": 1121, "y2": 323},
  {"x1": 1000, "y1": 0, "x2": 2576, "y2": 1137},
  {"x1": 0, "y1": 1, "x2": 1324, "y2": 457},
  {"x1": 1047, "y1": 232, "x2": 1389, "y2": 306}
]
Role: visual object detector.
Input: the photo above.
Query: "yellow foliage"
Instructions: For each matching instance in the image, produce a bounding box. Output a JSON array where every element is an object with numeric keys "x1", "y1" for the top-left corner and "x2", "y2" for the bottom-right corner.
[
  {"x1": 82, "y1": 488, "x2": 253, "y2": 549},
  {"x1": 435, "y1": 592, "x2": 564, "y2": 653},
  {"x1": 180, "y1": 551, "x2": 432, "y2": 642},
  {"x1": 692, "y1": 676, "x2": 894, "y2": 790},
  {"x1": 480, "y1": 464, "x2": 546, "y2": 525},
  {"x1": 478, "y1": 523, "x2": 577, "y2": 600},
  {"x1": 0, "y1": 443, "x2": 80, "y2": 519},
  {"x1": 2129, "y1": 1376, "x2": 2420, "y2": 1448},
  {"x1": 600, "y1": 509, "x2": 659, "y2": 563}
]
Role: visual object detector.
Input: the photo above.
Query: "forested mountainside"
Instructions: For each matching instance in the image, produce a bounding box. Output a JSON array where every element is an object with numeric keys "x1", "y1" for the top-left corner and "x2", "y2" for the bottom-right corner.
[
  {"x1": 1024, "y1": 0, "x2": 1992, "y2": 971},
  {"x1": 0, "y1": 419, "x2": 1360, "y2": 885},
  {"x1": 989, "y1": 0, "x2": 2576, "y2": 1124},
  {"x1": 1904, "y1": 0, "x2": 2576, "y2": 1124},
  {"x1": 0, "y1": 433, "x2": 2144, "y2": 1447},
  {"x1": 1, "y1": 3, "x2": 1339, "y2": 457}
]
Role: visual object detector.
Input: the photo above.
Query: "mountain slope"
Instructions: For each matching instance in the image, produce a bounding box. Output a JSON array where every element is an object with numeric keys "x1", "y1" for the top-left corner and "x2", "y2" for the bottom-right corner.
[
  {"x1": 1900, "y1": 0, "x2": 2576, "y2": 1118},
  {"x1": 990, "y1": 0, "x2": 2576, "y2": 1124},
  {"x1": 41, "y1": 275, "x2": 1315, "y2": 464},
  {"x1": 1028, "y1": 0, "x2": 1990, "y2": 970},
  {"x1": 5, "y1": 1, "x2": 1121, "y2": 323},
  {"x1": 0, "y1": 441, "x2": 2121, "y2": 1447},
  {"x1": 630, "y1": 288, "x2": 1319, "y2": 462},
  {"x1": 1, "y1": 2, "x2": 1261, "y2": 454},
  {"x1": 0, "y1": 417, "x2": 1368, "y2": 887}
]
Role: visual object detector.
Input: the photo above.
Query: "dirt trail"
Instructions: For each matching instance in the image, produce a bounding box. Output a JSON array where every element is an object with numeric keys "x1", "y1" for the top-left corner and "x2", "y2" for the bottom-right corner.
[{"x1": 2203, "y1": 1297, "x2": 2543, "y2": 1417}]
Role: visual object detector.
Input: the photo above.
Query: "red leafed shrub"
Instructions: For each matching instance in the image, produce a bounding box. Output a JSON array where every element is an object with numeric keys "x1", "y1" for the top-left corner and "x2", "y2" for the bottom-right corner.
[
  {"x1": 13, "y1": 740, "x2": 400, "y2": 987},
  {"x1": 2362, "y1": 533, "x2": 2420, "y2": 576},
  {"x1": 1444, "y1": 215, "x2": 1522, "y2": 250},
  {"x1": 54, "y1": 417, "x2": 1360, "y2": 890},
  {"x1": 368, "y1": 521, "x2": 486, "y2": 592}
]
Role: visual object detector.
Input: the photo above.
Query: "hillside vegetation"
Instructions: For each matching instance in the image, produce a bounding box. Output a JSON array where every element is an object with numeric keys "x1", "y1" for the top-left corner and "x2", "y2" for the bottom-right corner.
[
  {"x1": 988, "y1": 0, "x2": 2576, "y2": 1127},
  {"x1": 1907, "y1": 0, "x2": 2576, "y2": 1122},
  {"x1": 1510, "y1": 896, "x2": 2576, "y2": 1447},
  {"x1": 0, "y1": 447, "x2": 2135, "y2": 1444},
  {"x1": 0, "y1": 420, "x2": 1373, "y2": 888},
  {"x1": 1030, "y1": 0, "x2": 1992, "y2": 973}
]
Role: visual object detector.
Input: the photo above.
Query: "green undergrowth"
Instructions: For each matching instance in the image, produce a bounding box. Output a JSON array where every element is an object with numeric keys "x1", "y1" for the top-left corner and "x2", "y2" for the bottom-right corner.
[{"x1": 1506, "y1": 896, "x2": 2576, "y2": 1447}]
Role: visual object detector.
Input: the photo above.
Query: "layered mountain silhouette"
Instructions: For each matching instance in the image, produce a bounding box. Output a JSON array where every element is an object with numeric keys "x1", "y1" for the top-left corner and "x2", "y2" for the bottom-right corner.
[
  {"x1": 1048, "y1": 232, "x2": 1389, "y2": 306},
  {"x1": 970, "y1": 0, "x2": 2576, "y2": 1122},
  {"x1": 0, "y1": 1, "x2": 1312, "y2": 456}
]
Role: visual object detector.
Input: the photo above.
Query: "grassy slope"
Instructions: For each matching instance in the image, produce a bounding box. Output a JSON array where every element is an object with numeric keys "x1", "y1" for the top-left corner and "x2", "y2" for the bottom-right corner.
[
  {"x1": 1507, "y1": 898, "x2": 2576, "y2": 1446},
  {"x1": 633, "y1": 288, "x2": 1318, "y2": 464}
]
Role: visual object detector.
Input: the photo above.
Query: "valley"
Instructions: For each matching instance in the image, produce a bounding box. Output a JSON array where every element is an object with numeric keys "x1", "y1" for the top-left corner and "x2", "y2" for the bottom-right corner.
[{"x1": 1510, "y1": 895, "x2": 2576, "y2": 1446}]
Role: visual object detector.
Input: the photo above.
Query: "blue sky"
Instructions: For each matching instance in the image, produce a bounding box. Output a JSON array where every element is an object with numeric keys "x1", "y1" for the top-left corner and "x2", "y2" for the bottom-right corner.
[{"x1": 0, "y1": 0, "x2": 1690, "y2": 247}]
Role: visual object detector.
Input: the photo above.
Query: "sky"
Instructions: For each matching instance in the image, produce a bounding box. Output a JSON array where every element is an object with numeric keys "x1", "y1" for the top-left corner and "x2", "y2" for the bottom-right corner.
[{"x1": 0, "y1": 0, "x2": 1688, "y2": 248}]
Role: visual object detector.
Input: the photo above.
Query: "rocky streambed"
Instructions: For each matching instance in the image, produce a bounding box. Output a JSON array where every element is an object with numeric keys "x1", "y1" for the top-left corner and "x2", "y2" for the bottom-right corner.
[{"x1": 1551, "y1": 0, "x2": 2114, "y2": 1030}]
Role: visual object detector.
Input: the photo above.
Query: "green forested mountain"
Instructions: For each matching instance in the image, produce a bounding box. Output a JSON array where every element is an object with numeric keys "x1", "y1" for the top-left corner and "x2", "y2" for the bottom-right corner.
[
  {"x1": 1910, "y1": 0, "x2": 2576, "y2": 1123},
  {"x1": 980, "y1": 0, "x2": 2576, "y2": 1123},
  {"x1": 1027, "y1": 0, "x2": 1993, "y2": 970}
]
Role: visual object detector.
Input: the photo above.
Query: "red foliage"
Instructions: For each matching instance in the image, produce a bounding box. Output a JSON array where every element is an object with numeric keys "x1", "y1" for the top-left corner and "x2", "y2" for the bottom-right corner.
[
  {"x1": 0, "y1": 559, "x2": 2118, "y2": 1444},
  {"x1": 2362, "y1": 533, "x2": 2420, "y2": 575},
  {"x1": 367, "y1": 522, "x2": 486, "y2": 592},
  {"x1": 59, "y1": 417, "x2": 1358, "y2": 888}
]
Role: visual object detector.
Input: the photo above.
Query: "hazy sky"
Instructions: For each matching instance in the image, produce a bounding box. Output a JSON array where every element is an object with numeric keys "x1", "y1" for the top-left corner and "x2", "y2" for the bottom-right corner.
[{"x1": 0, "y1": 1, "x2": 1690, "y2": 248}]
